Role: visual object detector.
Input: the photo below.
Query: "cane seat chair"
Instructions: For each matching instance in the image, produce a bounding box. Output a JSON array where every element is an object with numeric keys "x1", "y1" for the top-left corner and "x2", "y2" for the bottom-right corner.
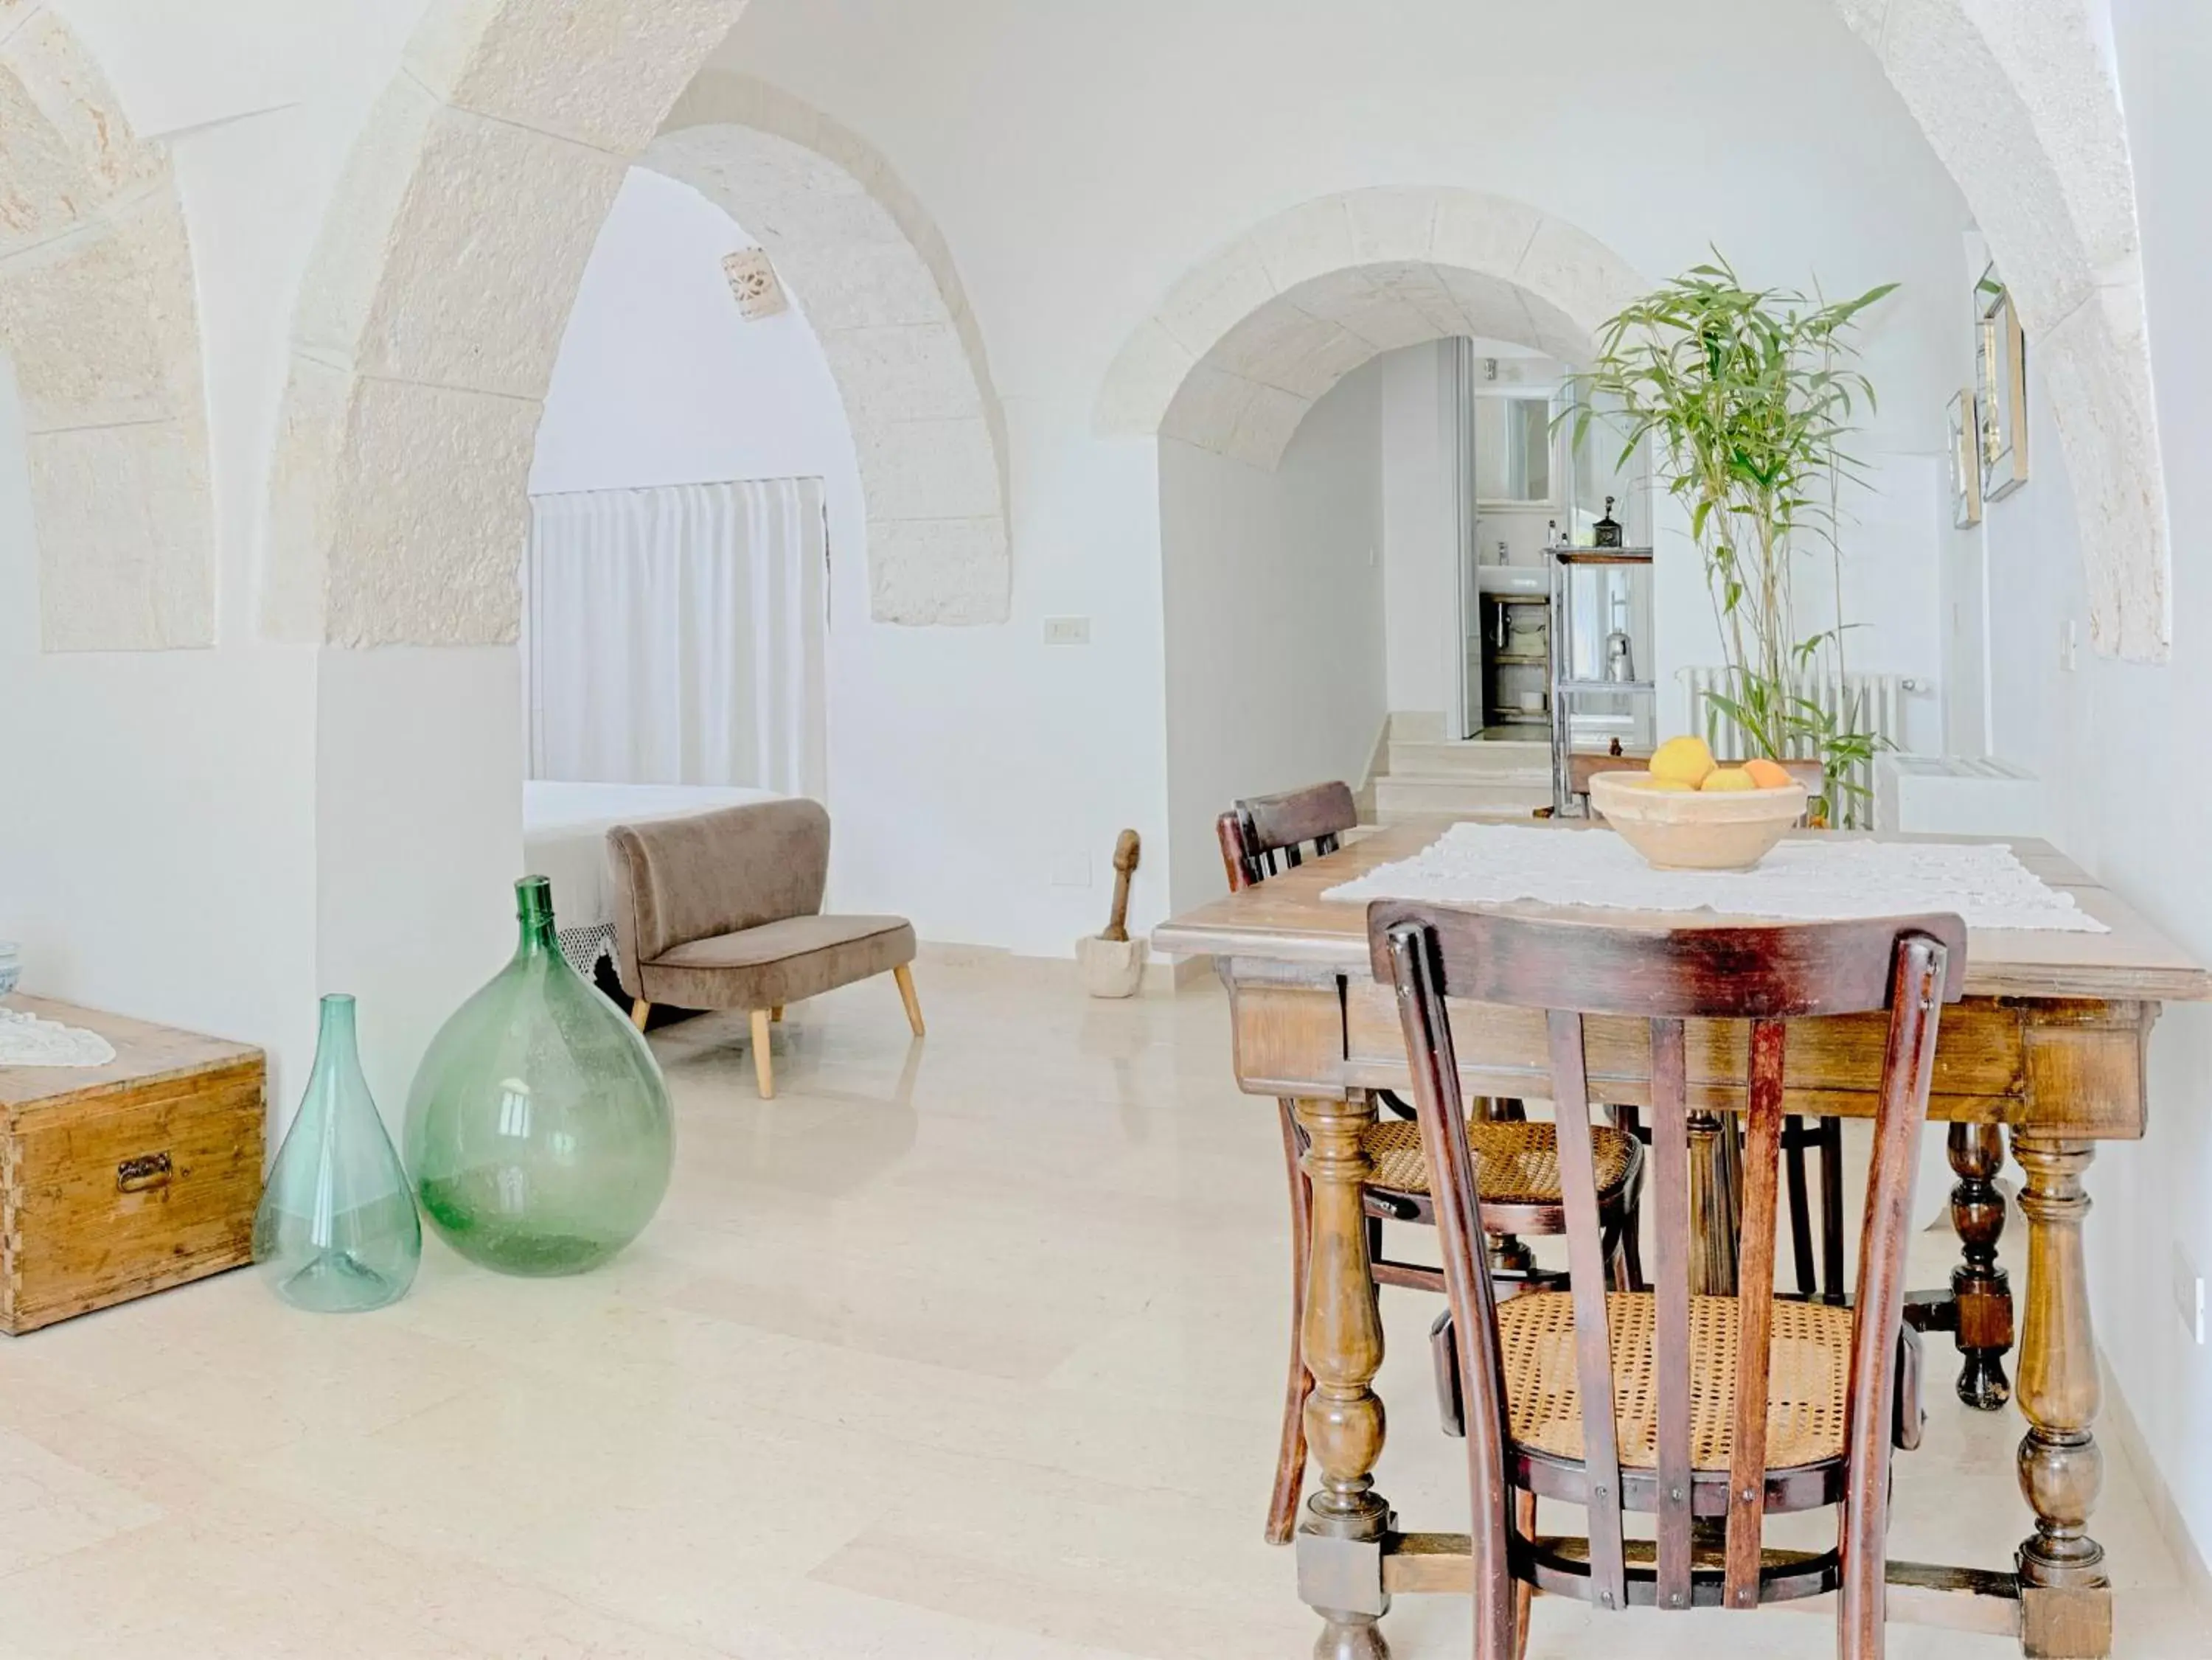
[
  {"x1": 1217, "y1": 783, "x2": 1644, "y2": 1546},
  {"x1": 1372, "y1": 902, "x2": 1966, "y2": 1658}
]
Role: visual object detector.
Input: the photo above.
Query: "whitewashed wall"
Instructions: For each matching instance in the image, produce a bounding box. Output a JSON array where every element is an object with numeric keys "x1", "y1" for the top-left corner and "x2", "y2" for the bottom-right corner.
[
  {"x1": 1380, "y1": 343, "x2": 1458, "y2": 719},
  {"x1": 1978, "y1": 0, "x2": 2212, "y2": 1571},
  {"x1": 1161, "y1": 362, "x2": 1388, "y2": 914}
]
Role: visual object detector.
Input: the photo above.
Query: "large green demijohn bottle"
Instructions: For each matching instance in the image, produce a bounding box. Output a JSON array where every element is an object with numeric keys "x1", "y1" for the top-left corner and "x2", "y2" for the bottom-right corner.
[
  {"x1": 404, "y1": 876, "x2": 675, "y2": 1275},
  {"x1": 253, "y1": 993, "x2": 422, "y2": 1312}
]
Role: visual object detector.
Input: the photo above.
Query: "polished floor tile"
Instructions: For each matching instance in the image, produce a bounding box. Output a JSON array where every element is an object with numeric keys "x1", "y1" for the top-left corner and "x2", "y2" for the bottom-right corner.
[{"x1": 0, "y1": 955, "x2": 2200, "y2": 1657}]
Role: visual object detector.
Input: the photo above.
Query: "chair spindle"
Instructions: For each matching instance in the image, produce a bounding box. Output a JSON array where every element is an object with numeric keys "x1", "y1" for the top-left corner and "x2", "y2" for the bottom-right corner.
[
  {"x1": 1545, "y1": 1008, "x2": 1627, "y2": 1611},
  {"x1": 1725, "y1": 1017, "x2": 1790, "y2": 1604},
  {"x1": 1649, "y1": 1017, "x2": 1694, "y2": 1609}
]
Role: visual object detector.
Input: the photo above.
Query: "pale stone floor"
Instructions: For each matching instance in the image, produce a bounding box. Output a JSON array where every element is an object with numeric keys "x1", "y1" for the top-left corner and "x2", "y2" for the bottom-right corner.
[{"x1": 0, "y1": 954, "x2": 2203, "y2": 1658}]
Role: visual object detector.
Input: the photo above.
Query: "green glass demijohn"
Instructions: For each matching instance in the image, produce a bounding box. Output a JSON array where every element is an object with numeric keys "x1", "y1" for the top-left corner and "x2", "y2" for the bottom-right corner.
[
  {"x1": 403, "y1": 876, "x2": 675, "y2": 1276},
  {"x1": 253, "y1": 994, "x2": 422, "y2": 1313}
]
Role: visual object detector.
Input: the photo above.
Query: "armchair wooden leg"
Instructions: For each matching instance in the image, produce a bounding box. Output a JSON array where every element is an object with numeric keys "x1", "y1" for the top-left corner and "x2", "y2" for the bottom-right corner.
[
  {"x1": 892, "y1": 963, "x2": 925, "y2": 1037},
  {"x1": 631, "y1": 999, "x2": 650, "y2": 1032},
  {"x1": 771, "y1": 1005, "x2": 784, "y2": 1022},
  {"x1": 751, "y1": 1008, "x2": 775, "y2": 1098}
]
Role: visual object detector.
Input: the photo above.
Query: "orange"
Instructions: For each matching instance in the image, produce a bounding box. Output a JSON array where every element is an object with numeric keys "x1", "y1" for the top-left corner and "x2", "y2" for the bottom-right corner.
[{"x1": 1743, "y1": 757, "x2": 1794, "y2": 789}]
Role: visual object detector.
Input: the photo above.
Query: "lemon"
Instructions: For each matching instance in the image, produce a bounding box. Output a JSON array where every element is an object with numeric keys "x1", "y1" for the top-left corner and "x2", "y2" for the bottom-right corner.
[
  {"x1": 1650, "y1": 735, "x2": 1717, "y2": 788},
  {"x1": 1633, "y1": 775, "x2": 1696, "y2": 792},
  {"x1": 1701, "y1": 767, "x2": 1758, "y2": 792}
]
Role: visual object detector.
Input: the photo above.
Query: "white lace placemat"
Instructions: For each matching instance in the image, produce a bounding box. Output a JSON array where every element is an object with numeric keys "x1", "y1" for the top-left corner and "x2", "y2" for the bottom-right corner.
[
  {"x1": 0, "y1": 1006, "x2": 118, "y2": 1067},
  {"x1": 1322, "y1": 823, "x2": 2108, "y2": 933}
]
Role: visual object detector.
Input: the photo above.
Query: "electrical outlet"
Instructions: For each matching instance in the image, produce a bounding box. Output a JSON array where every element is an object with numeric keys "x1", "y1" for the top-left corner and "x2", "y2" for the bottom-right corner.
[
  {"x1": 2175, "y1": 1245, "x2": 2205, "y2": 1345},
  {"x1": 1049, "y1": 852, "x2": 1092, "y2": 888},
  {"x1": 1043, "y1": 616, "x2": 1091, "y2": 646}
]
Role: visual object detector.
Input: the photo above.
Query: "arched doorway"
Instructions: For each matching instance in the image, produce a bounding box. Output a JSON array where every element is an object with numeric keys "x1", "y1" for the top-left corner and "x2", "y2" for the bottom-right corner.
[{"x1": 1099, "y1": 187, "x2": 1647, "y2": 909}]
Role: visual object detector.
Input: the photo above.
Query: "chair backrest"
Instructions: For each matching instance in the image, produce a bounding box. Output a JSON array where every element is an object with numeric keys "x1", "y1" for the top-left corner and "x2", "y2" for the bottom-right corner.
[
  {"x1": 1368, "y1": 903, "x2": 1965, "y2": 1642},
  {"x1": 1216, "y1": 781, "x2": 1358, "y2": 892},
  {"x1": 608, "y1": 799, "x2": 830, "y2": 982}
]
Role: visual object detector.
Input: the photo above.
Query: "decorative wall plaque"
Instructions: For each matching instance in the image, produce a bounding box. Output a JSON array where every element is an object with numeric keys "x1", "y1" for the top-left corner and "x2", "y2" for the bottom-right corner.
[{"x1": 721, "y1": 248, "x2": 788, "y2": 321}]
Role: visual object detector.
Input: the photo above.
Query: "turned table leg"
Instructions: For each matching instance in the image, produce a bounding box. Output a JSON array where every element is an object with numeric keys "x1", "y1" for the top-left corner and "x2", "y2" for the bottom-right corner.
[
  {"x1": 1294, "y1": 1095, "x2": 1392, "y2": 1660},
  {"x1": 1950, "y1": 1122, "x2": 2014, "y2": 1410},
  {"x1": 2012, "y1": 1135, "x2": 2111, "y2": 1659}
]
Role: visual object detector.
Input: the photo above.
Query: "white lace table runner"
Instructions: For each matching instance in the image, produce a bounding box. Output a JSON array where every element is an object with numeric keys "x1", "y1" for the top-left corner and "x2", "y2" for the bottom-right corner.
[
  {"x1": 0, "y1": 1006, "x2": 117, "y2": 1067},
  {"x1": 1323, "y1": 823, "x2": 2108, "y2": 933}
]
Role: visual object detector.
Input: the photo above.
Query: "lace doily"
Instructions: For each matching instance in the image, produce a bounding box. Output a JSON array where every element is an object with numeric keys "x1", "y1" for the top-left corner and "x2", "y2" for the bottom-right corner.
[
  {"x1": 0, "y1": 1006, "x2": 118, "y2": 1067},
  {"x1": 1323, "y1": 823, "x2": 2108, "y2": 934}
]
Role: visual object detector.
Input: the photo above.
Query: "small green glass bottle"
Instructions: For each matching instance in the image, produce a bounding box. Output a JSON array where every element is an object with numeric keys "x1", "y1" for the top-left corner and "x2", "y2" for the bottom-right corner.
[
  {"x1": 404, "y1": 876, "x2": 674, "y2": 1276},
  {"x1": 253, "y1": 994, "x2": 422, "y2": 1312}
]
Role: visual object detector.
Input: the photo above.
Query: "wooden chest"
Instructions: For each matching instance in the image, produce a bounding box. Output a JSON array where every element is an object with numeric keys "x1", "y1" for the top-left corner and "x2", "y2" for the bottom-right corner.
[{"x1": 0, "y1": 997, "x2": 265, "y2": 1333}]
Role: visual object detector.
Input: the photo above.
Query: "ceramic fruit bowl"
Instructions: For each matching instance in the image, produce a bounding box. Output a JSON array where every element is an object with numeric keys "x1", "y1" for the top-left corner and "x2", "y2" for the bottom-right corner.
[{"x1": 1588, "y1": 771, "x2": 1807, "y2": 871}]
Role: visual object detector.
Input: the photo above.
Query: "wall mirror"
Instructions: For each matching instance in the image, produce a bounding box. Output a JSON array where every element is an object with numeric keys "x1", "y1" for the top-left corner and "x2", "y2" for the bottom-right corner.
[
  {"x1": 1975, "y1": 263, "x2": 2030, "y2": 501},
  {"x1": 1475, "y1": 394, "x2": 1554, "y2": 504}
]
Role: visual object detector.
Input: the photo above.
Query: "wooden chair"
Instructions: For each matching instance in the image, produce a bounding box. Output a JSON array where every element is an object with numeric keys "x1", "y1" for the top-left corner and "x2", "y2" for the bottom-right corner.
[
  {"x1": 1568, "y1": 748, "x2": 1851, "y2": 1305},
  {"x1": 1217, "y1": 782, "x2": 1645, "y2": 1546},
  {"x1": 1618, "y1": 1097, "x2": 1847, "y2": 1304},
  {"x1": 1371, "y1": 902, "x2": 1966, "y2": 1658}
]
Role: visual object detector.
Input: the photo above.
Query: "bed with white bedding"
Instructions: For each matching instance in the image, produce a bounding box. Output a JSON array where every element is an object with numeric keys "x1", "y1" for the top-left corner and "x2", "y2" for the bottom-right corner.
[{"x1": 523, "y1": 781, "x2": 783, "y2": 974}]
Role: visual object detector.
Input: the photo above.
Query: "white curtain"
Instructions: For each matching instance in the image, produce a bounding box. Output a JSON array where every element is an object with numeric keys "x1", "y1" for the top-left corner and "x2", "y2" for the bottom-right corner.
[{"x1": 524, "y1": 478, "x2": 828, "y2": 795}]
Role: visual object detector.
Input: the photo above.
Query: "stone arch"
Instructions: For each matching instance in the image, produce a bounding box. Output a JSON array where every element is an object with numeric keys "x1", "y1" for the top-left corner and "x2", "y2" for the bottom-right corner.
[
  {"x1": 0, "y1": 5, "x2": 209, "y2": 649},
  {"x1": 647, "y1": 72, "x2": 1008, "y2": 624},
  {"x1": 264, "y1": 0, "x2": 751, "y2": 646},
  {"x1": 266, "y1": 4, "x2": 1009, "y2": 644},
  {"x1": 1096, "y1": 187, "x2": 1645, "y2": 470},
  {"x1": 1833, "y1": 0, "x2": 2168, "y2": 660}
]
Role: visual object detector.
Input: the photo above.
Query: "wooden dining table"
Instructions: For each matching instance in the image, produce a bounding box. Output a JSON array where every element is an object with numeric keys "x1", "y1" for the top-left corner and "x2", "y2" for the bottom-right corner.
[{"x1": 1152, "y1": 817, "x2": 2212, "y2": 1660}]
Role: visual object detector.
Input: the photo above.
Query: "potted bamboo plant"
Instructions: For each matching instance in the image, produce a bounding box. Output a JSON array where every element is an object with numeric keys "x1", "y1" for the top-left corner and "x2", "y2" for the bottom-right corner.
[{"x1": 1572, "y1": 254, "x2": 1894, "y2": 826}]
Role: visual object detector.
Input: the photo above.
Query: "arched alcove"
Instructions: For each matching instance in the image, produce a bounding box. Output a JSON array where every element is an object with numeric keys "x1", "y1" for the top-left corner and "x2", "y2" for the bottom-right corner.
[{"x1": 0, "y1": 5, "x2": 209, "y2": 649}]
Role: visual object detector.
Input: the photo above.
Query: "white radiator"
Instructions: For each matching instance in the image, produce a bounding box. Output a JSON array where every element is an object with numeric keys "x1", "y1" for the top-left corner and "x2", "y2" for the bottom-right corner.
[
  {"x1": 1875, "y1": 755, "x2": 2045, "y2": 838},
  {"x1": 1679, "y1": 668, "x2": 1912, "y2": 829}
]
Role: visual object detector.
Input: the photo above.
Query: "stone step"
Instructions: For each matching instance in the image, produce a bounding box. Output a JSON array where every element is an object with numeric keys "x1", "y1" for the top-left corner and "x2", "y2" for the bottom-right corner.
[
  {"x1": 1373, "y1": 774, "x2": 1554, "y2": 820},
  {"x1": 1388, "y1": 739, "x2": 1552, "y2": 781}
]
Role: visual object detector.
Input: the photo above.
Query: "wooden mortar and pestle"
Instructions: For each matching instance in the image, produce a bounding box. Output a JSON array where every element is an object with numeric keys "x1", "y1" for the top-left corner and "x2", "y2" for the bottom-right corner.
[{"x1": 1075, "y1": 829, "x2": 1148, "y2": 997}]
